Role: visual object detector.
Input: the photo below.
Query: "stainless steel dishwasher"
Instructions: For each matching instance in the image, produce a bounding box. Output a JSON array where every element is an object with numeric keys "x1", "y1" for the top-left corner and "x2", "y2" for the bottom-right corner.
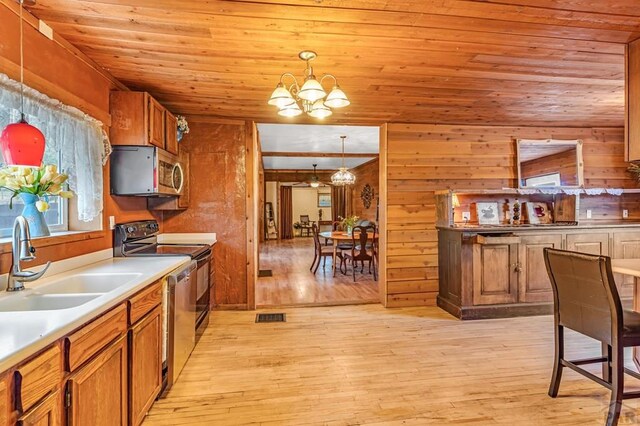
[{"x1": 163, "y1": 260, "x2": 197, "y2": 393}]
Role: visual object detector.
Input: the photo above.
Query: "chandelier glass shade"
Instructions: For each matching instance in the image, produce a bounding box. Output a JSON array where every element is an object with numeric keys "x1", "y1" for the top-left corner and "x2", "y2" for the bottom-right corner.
[
  {"x1": 331, "y1": 136, "x2": 356, "y2": 186},
  {"x1": 269, "y1": 51, "x2": 350, "y2": 119}
]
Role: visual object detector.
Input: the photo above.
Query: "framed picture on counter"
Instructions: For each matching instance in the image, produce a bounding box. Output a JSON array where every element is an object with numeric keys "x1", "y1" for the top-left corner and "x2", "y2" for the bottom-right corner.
[
  {"x1": 525, "y1": 202, "x2": 553, "y2": 224},
  {"x1": 475, "y1": 202, "x2": 500, "y2": 225}
]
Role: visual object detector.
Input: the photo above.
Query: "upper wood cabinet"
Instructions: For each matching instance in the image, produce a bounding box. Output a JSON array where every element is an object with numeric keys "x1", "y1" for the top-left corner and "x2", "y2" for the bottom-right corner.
[
  {"x1": 164, "y1": 111, "x2": 179, "y2": 155},
  {"x1": 110, "y1": 91, "x2": 177, "y2": 153},
  {"x1": 626, "y1": 39, "x2": 640, "y2": 162},
  {"x1": 66, "y1": 336, "x2": 128, "y2": 426}
]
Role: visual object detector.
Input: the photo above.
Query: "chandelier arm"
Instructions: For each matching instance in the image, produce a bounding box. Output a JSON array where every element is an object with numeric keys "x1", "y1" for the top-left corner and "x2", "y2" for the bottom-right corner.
[{"x1": 320, "y1": 74, "x2": 338, "y2": 88}]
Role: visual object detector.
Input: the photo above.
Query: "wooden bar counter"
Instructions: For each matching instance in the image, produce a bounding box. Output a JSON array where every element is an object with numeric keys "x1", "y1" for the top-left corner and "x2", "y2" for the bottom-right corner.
[{"x1": 438, "y1": 223, "x2": 640, "y2": 320}]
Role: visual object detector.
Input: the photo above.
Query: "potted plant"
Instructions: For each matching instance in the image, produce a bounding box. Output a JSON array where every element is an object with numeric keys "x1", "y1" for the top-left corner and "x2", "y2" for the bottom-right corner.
[
  {"x1": 340, "y1": 215, "x2": 359, "y2": 235},
  {"x1": 176, "y1": 115, "x2": 189, "y2": 142},
  {"x1": 0, "y1": 164, "x2": 73, "y2": 237}
]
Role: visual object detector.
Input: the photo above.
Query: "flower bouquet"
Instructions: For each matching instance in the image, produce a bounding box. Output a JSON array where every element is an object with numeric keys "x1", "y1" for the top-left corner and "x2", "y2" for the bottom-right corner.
[
  {"x1": 177, "y1": 115, "x2": 189, "y2": 142},
  {"x1": 0, "y1": 165, "x2": 73, "y2": 236},
  {"x1": 340, "y1": 215, "x2": 359, "y2": 234}
]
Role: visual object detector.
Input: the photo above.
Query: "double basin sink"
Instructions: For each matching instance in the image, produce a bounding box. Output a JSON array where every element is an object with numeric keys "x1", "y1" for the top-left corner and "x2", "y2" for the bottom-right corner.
[{"x1": 0, "y1": 273, "x2": 142, "y2": 312}]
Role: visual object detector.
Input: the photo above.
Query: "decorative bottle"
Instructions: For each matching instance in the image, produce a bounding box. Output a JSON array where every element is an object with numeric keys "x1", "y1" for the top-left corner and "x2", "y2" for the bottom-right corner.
[{"x1": 512, "y1": 198, "x2": 521, "y2": 225}]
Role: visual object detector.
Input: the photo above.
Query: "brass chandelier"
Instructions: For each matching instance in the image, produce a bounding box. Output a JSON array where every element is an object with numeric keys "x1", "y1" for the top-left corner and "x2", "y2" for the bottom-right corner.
[
  {"x1": 331, "y1": 136, "x2": 356, "y2": 186},
  {"x1": 268, "y1": 51, "x2": 350, "y2": 119}
]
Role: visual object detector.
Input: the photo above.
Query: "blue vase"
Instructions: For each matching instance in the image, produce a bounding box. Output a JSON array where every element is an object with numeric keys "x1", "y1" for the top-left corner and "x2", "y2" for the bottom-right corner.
[
  {"x1": 177, "y1": 129, "x2": 184, "y2": 142},
  {"x1": 19, "y1": 193, "x2": 50, "y2": 237}
]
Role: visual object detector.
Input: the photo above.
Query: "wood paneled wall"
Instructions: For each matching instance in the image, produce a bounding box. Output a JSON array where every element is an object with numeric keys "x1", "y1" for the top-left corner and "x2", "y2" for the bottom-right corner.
[
  {"x1": 0, "y1": 2, "x2": 154, "y2": 273},
  {"x1": 161, "y1": 119, "x2": 251, "y2": 309},
  {"x1": 350, "y1": 159, "x2": 379, "y2": 221},
  {"x1": 383, "y1": 124, "x2": 633, "y2": 307}
]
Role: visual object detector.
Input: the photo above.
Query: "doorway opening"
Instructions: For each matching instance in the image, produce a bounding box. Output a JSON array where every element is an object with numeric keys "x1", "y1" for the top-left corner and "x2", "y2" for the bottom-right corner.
[{"x1": 256, "y1": 124, "x2": 381, "y2": 308}]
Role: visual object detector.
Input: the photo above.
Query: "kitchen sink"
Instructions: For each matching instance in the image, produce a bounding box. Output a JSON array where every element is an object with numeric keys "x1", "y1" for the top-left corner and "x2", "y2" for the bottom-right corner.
[
  {"x1": 37, "y1": 273, "x2": 142, "y2": 295},
  {"x1": 0, "y1": 294, "x2": 100, "y2": 312}
]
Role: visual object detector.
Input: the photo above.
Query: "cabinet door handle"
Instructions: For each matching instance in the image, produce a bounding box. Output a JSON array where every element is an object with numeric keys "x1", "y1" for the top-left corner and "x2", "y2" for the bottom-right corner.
[{"x1": 514, "y1": 263, "x2": 523, "y2": 273}]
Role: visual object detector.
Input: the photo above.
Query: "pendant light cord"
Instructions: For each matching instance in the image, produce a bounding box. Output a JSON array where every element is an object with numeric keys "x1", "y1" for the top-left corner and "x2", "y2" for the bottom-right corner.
[
  {"x1": 19, "y1": 0, "x2": 25, "y2": 121},
  {"x1": 341, "y1": 136, "x2": 346, "y2": 168}
]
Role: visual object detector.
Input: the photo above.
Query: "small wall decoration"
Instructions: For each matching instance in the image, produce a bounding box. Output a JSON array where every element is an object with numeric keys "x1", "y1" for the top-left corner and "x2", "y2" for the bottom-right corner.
[
  {"x1": 318, "y1": 193, "x2": 331, "y2": 207},
  {"x1": 476, "y1": 202, "x2": 500, "y2": 225},
  {"x1": 525, "y1": 202, "x2": 553, "y2": 224},
  {"x1": 361, "y1": 184, "x2": 374, "y2": 209}
]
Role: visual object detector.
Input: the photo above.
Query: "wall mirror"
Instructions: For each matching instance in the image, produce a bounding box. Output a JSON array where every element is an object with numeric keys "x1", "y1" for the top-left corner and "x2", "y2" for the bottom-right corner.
[{"x1": 516, "y1": 139, "x2": 584, "y2": 188}]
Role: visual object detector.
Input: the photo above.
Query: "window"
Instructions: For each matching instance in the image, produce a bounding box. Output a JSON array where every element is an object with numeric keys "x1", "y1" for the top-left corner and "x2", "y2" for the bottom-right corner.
[
  {"x1": 0, "y1": 147, "x2": 68, "y2": 237},
  {"x1": 525, "y1": 173, "x2": 561, "y2": 187}
]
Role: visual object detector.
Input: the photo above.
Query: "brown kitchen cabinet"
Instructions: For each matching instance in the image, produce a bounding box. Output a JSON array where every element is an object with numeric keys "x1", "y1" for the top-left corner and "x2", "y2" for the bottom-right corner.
[
  {"x1": 517, "y1": 234, "x2": 562, "y2": 303},
  {"x1": 110, "y1": 91, "x2": 175, "y2": 152},
  {"x1": 0, "y1": 373, "x2": 9, "y2": 426},
  {"x1": 66, "y1": 336, "x2": 128, "y2": 426},
  {"x1": 164, "y1": 111, "x2": 179, "y2": 155},
  {"x1": 566, "y1": 232, "x2": 610, "y2": 256},
  {"x1": 472, "y1": 237, "x2": 519, "y2": 306},
  {"x1": 129, "y1": 306, "x2": 162, "y2": 426},
  {"x1": 16, "y1": 389, "x2": 62, "y2": 426},
  {"x1": 612, "y1": 231, "x2": 640, "y2": 298}
]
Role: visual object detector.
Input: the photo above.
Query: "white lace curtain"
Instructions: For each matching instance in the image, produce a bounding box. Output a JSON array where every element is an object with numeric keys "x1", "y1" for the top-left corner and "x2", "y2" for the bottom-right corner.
[{"x1": 0, "y1": 73, "x2": 111, "y2": 222}]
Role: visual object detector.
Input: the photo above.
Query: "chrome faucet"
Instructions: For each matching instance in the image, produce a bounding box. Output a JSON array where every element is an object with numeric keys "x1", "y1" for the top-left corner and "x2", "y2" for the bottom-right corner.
[{"x1": 6, "y1": 216, "x2": 51, "y2": 292}]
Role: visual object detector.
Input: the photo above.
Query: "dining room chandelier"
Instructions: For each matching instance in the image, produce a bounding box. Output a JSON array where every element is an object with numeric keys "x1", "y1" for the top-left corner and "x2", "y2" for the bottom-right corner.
[
  {"x1": 331, "y1": 136, "x2": 355, "y2": 186},
  {"x1": 268, "y1": 50, "x2": 350, "y2": 119}
]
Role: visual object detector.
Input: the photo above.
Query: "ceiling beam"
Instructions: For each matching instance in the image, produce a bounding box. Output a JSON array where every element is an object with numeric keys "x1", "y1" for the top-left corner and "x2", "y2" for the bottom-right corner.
[{"x1": 262, "y1": 152, "x2": 378, "y2": 158}]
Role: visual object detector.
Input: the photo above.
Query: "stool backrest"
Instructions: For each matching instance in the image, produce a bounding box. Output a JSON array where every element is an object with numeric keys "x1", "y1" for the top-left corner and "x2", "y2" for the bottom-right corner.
[
  {"x1": 543, "y1": 248, "x2": 623, "y2": 344},
  {"x1": 300, "y1": 215, "x2": 311, "y2": 224}
]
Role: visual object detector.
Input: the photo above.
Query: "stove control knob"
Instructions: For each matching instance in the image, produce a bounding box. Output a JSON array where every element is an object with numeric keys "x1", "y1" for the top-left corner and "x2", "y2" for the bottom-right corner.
[{"x1": 127, "y1": 226, "x2": 135, "y2": 233}]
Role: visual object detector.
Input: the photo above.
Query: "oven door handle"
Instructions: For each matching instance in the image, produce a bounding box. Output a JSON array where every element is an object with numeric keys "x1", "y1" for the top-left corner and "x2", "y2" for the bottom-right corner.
[{"x1": 196, "y1": 252, "x2": 212, "y2": 267}]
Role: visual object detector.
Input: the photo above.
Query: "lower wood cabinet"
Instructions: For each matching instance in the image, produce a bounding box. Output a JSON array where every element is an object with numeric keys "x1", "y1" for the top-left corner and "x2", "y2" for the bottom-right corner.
[
  {"x1": 472, "y1": 240, "x2": 518, "y2": 305},
  {"x1": 129, "y1": 306, "x2": 162, "y2": 426},
  {"x1": 517, "y1": 234, "x2": 562, "y2": 303},
  {"x1": 17, "y1": 389, "x2": 62, "y2": 426},
  {"x1": 0, "y1": 374, "x2": 9, "y2": 426},
  {"x1": 438, "y1": 228, "x2": 634, "y2": 319},
  {"x1": 66, "y1": 336, "x2": 128, "y2": 426}
]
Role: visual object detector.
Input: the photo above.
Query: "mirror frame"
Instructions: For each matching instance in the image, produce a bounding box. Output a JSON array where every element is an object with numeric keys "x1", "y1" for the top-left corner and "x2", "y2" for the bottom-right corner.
[{"x1": 516, "y1": 139, "x2": 584, "y2": 189}]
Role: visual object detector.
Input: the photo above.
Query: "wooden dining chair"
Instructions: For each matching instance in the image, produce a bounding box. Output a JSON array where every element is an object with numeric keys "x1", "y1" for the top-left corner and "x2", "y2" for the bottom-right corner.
[
  {"x1": 310, "y1": 223, "x2": 334, "y2": 274},
  {"x1": 544, "y1": 248, "x2": 640, "y2": 426},
  {"x1": 299, "y1": 215, "x2": 313, "y2": 237},
  {"x1": 341, "y1": 225, "x2": 377, "y2": 281}
]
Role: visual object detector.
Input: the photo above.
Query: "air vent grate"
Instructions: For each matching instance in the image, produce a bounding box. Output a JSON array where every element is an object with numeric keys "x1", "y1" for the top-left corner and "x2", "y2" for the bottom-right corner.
[
  {"x1": 258, "y1": 269, "x2": 273, "y2": 277},
  {"x1": 255, "y1": 313, "x2": 286, "y2": 323}
]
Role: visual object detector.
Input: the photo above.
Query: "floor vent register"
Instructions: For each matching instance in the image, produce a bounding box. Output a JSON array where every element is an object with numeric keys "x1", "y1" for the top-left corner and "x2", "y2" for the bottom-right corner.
[{"x1": 255, "y1": 313, "x2": 286, "y2": 323}]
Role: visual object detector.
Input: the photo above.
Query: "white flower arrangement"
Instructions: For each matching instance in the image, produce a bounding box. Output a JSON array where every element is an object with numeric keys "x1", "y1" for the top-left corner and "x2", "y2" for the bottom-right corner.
[
  {"x1": 0, "y1": 164, "x2": 73, "y2": 212},
  {"x1": 177, "y1": 115, "x2": 189, "y2": 134}
]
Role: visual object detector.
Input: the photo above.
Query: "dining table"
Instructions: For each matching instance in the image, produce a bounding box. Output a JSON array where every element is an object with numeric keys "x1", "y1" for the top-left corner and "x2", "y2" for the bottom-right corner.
[
  {"x1": 319, "y1": 231, "x2": 377, "y2": 274},
  {"x1": 611, "y1": 259, "x2": 640, "y2": 368}
]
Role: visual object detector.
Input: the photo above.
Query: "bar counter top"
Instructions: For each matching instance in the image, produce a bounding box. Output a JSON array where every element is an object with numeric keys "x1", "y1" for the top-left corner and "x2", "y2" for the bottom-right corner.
[{"x1": 437, "y1": 222, "x2": 640, "y2": 232}]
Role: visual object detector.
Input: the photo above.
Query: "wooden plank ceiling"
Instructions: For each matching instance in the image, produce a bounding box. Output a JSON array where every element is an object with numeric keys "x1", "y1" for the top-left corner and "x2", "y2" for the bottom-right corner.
[{"x1": 27, "y1": 0, "x2": 640, "y2": 126}]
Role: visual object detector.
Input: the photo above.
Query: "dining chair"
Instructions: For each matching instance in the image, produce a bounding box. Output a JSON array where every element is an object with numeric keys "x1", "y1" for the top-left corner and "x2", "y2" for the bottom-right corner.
[
  {"x1": 299, "y1": 215, "x2": 313, "y2": 237},
  {"x1": 310, "y1": 223, "x2": 335, "y2": 274},
  {"x1": 341, "y1": 225, "x2": 377, "y2": 281},
  {"x1": 331, "y1": 221, "x2": 354, "y2": 252},
  {"x1": 543, "y1": 248, "x2": 640, "y2": 426}
]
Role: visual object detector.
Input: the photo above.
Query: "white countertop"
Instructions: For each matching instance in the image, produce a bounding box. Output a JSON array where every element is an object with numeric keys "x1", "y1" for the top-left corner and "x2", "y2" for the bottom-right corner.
[
  {"x1": 158, "y1": 233, "x2": 216, "y2": 245},
  {"x1": 0, "y1": 255, "x2": 190, "y2": 373},
  {"x1": 612, "y1": 259, "x2": 640, "y2": 278}
]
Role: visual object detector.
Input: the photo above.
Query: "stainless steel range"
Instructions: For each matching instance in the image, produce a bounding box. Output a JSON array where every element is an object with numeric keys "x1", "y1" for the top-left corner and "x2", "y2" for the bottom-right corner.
[{"x1": 113, "y1": 220, "x2": 211, "y2": 391}]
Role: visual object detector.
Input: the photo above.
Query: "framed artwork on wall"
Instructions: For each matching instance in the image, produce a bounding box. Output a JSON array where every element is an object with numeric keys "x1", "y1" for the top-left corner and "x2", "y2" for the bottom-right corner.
[
  {"x1": 318, "y1": 193, "x2": 331, "y2": 207},
  {"x1": 475, "y1": 202, "x2": 500, "y2": 225}
]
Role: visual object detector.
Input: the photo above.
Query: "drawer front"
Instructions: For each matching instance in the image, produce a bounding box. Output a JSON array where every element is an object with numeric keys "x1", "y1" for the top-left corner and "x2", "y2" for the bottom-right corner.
[
  {"x1": 15, "y1": 345, "x2": 62, "y2": 413},
  {"x1": 128, "y1": 280, "x2": 162, "y2": 325},
  {"x1": 16, "y1": 389, "x2": 61, "y2": 426},
  {"x1": 66, "y1": 303, "x2": 127, "y2": 372}
]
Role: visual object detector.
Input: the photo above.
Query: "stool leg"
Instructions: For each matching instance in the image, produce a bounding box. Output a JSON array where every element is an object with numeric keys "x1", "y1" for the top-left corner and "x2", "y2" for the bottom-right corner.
[
  {"x1": 606, "y1": 344, "x2": 624, "y2": 426},
  {"x1": 548, "y1": 324, "x2": 564, "y2": 397}
]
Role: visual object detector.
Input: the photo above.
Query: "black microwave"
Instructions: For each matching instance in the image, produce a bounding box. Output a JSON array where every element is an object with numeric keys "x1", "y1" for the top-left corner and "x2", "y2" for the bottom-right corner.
[{"x1": 110, "y1": 146, "x2": 184, "y2": 196}]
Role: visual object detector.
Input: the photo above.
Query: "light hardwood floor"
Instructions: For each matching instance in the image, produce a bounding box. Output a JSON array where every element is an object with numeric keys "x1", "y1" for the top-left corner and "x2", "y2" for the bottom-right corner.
[
  {"x1": 145, "y1": 305, "x2": 640, "y2": 425},
  {"x1": 256, "y1": 238, "x2": 379, "y2": 307}
]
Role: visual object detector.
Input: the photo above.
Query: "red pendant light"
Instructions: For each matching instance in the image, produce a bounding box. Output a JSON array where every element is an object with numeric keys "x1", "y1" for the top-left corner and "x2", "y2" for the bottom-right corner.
[{"x1": 0, "y1": 0, "x2": 45, "y2": 167}]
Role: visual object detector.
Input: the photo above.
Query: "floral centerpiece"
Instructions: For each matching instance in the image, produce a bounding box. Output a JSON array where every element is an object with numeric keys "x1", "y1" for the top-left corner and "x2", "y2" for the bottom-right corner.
[
  {"x1": 176, "y1": 115, "x2": 189, "y2": 142},
  {"x1": 340, "y1": 215, "x2": 359, "y2": 234},
  {"x1": 0, "y1": 165, "x2": 73, "y2": 237}
]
